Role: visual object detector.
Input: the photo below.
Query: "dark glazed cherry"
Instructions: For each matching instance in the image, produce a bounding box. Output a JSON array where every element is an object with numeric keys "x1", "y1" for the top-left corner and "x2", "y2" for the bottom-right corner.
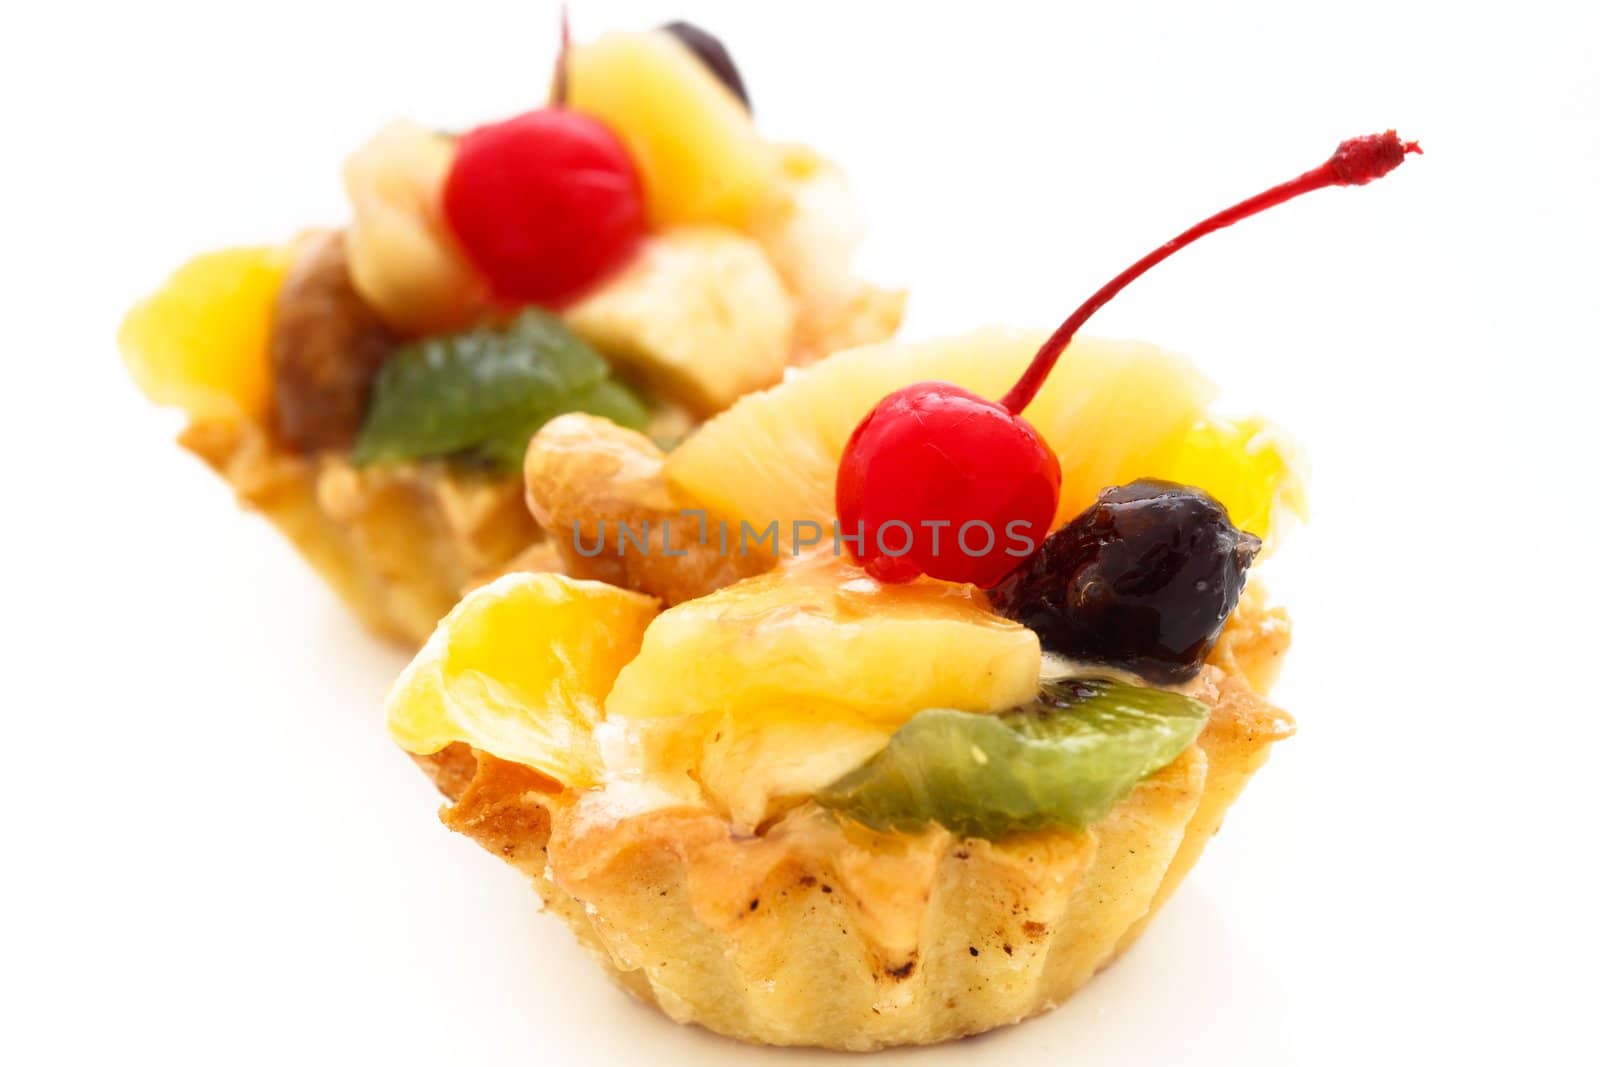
[
  {"x1": 989, "y1": 480, "x2": 1261, "y2": 684},
  {"x1": 662, "y1": 21, "x2": 751, "y2": 110}
]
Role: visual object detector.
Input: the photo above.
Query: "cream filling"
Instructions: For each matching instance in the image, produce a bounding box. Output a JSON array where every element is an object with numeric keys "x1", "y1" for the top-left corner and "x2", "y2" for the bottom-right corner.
[
  {"x1": 1039, "y1": 651, "x2": 1208, "y2": 699},
  {"x1": 594, "y1": 711, "x2": 894, "y2": 832}
]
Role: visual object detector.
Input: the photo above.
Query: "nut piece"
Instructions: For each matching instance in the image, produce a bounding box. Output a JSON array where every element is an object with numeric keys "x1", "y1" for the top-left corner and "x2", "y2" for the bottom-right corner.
[
  {"x1": 270, "y1": 231, "x2": 396, "y2": 452},
  {"x1": 524, "y1": 413, "x2": 769, "y2": 604}
]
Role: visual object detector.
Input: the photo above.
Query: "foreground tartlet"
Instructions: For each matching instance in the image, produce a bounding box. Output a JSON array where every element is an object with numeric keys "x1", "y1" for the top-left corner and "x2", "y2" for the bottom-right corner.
[
  {"x1": 389, "y1": 132, "x2": 1414, "y2": 1048},
  {"x1": 119, "y1": 22, "x2": 902, "y2": 644},
  {"x1": 387, "y1": 329, "x2": 1303, "y2": 1049}
]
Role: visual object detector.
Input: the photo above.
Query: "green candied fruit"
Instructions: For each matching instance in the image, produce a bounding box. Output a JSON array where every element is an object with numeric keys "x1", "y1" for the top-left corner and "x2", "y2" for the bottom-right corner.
[
  {"x1": 815, "y1": 679, "x2": 1207, "y2": 840},
  {"x1": 462, "y1": 378, "x2": 649, "y2": 470},
  {"x1": 352, "y1": 309, "x2": 647, "y2": 471}
]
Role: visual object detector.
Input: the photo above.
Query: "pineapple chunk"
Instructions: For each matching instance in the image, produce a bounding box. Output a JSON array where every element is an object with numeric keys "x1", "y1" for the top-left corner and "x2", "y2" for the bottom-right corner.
[
  {"x1": 606, "y1": 554, "x2": 1040, "y2": 727},
  {"x1": 564, "y1": 226, "x2": 795, "y2": 416},
  {"x1": 119, "y1": 245, "x2": 290, "y2": 424},
  {"x1": 668, "y1": 330, "x2": 1207, "y2": 542},
  {"x1": 386, "y1": 572, "x2": 658, "y2": 787},
  {"x1": 666, "y1": 329, "x2": 1304, "y2": 550},
  {"x1": 605, "y1": 553, "x2": 1040, "y2": 829},
  {"x1": 567, "y1": 30, "x2": 777, "y2": 227},
  {"x1": 343, "y1": 120, "x2": 487, "y2": 336}
]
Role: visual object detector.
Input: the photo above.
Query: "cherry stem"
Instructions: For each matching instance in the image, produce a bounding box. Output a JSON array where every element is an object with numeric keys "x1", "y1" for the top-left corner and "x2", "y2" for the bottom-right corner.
[
  {"x1": 999, "y1": 131, "x2": 1422, "y2": 415},
  {"x1": 551, "y1": 3, "x2": 572, "y2": 106}
]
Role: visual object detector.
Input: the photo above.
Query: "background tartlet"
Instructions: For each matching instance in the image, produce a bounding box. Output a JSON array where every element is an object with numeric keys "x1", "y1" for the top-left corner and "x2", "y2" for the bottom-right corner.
[{"x1": 120, "y1": 26, "x2": 903, "y2": 645}]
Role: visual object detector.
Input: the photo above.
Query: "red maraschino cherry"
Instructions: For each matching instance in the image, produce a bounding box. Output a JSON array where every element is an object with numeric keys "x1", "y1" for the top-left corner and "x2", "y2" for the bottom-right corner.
[
  {"x1": 837, "y1": 131, "x2": 1421, "y2": 586},
  {"x1": 835, "y1": 382, "x2": 1062, "y2": 585},
  {"x1": 441, "y1": 15, "x2": 645, "y2": 308}
]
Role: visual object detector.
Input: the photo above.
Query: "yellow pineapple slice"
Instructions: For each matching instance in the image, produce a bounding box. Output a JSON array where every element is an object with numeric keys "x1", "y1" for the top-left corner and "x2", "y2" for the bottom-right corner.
[
  {"x1": 606, "y1": 553, "x2": 1040, "y2": 727},
  {"x1": 666, "y1": 328, "x2": 1303, "y2": 551},
  {"x1": 605, "y1": 552, "x2": 1042, "y2": 829},
  {"x1": 119, "y1": 246, "x2": 290, "y2": 425},
  {"x1": 386, "y1": 572, "x2": 658, "y2": 787},
  {"x1": 567, "y1": 30, "x2": 777, "y2": 227}
]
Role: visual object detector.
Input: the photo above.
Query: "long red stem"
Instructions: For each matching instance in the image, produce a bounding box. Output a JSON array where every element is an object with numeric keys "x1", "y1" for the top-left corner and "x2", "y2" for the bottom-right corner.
[
  {"x1": 999, "y1": 131, "x2": 1421, "y2": 415},
  {"x1": 551, "y1": 3, "x2": 573, "y2": 106}
]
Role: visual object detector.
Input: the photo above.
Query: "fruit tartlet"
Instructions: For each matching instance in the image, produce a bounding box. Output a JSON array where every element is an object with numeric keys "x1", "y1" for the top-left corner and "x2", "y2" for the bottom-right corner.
[
  {"x1": 387, "y1": 133, "x2": 1416, "y2": 1048},
  {"x1": 119, "y1": 21, "x2": 904, "y2": 644}
]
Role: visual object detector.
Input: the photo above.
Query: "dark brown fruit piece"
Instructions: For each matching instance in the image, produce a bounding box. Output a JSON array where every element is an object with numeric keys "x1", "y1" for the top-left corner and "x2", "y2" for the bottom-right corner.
[
  {"x1": 989, "y1": 480, "x2": 1261, "y2": 684},
  {"x1": 270, "y1": 230, "x2": 397, "y2": 452},
  {"x1": 661, "y1": 21, "x2": 751, "y2": 110}
]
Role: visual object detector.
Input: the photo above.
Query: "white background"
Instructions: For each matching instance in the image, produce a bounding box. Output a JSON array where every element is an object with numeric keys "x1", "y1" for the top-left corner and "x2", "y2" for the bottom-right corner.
[{"x1": 5, "y1": 1, "x2": 1599, "y2": 1063}]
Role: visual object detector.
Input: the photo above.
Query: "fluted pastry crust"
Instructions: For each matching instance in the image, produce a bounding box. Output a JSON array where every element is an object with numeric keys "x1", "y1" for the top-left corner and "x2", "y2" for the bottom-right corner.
[{"x1": 417, "y1": 613, "x2": 1292, "y2": 1051}]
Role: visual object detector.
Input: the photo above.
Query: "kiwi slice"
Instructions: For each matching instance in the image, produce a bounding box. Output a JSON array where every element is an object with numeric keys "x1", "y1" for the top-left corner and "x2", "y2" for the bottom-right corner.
[
  {"x1": 352, "y1": 309, "x2": 646, "y2": 471},
  {"x1": 816, "y1": 679, "x2": 1206, "y2": 840}
]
